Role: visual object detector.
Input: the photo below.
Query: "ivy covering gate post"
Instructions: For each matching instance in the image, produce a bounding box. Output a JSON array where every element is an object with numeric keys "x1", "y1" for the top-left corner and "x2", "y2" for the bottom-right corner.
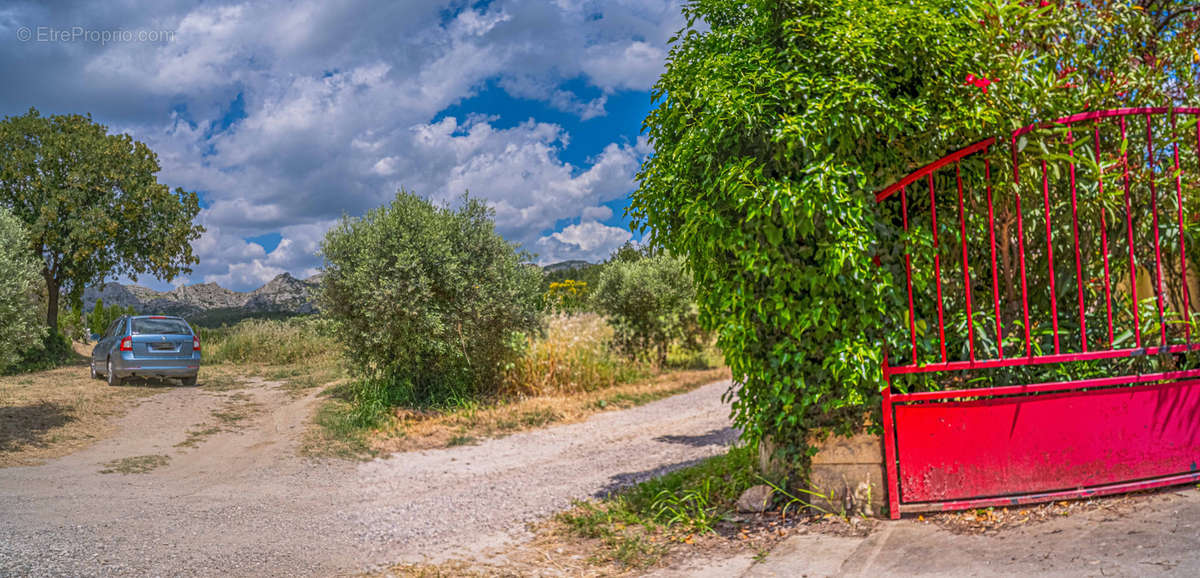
[{"x1": 631, "y1": 0, "x2": 1199, "y2": 469}]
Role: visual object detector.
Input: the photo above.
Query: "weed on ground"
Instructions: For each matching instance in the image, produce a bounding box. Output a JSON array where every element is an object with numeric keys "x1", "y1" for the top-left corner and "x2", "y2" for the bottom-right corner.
[
  {"x1": 99, "y1": 454, "x2": 170, "y2": 474},
  {"x1": 174, "y1": 392, "x2": 264, "y2": 450},
  {"x1": 301, "y1": 388, "x2": 373, "y2": 459}
]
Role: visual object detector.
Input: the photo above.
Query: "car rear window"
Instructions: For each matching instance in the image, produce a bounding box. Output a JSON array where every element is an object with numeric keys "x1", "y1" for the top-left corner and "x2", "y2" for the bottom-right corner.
[{"x1": 131, "y1": 318, "x2": 192, "y2": 335}]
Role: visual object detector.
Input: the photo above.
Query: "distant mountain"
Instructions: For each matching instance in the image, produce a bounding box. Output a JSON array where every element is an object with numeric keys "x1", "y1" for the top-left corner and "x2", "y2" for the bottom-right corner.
[
  {"x1": 542, "y1": 260, "x2": 592, "y2": 273},
  {"x1": 82, "y1": 273, "x2": 320, "y2": 325}
]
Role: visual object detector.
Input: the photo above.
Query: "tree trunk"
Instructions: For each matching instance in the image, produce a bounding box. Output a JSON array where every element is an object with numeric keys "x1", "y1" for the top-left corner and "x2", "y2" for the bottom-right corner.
[{"x1": 45, "y1": 276, "x2": 59, "y2": 332}]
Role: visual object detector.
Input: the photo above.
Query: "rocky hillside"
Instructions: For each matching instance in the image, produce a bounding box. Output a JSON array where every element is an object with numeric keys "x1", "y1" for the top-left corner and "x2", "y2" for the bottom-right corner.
[
  {"x1": 542, "y1": 260, "x2": 591, "y2": 273},
  {"x1": 83, "y1": 273, "x2": 319, "y2": 319}
]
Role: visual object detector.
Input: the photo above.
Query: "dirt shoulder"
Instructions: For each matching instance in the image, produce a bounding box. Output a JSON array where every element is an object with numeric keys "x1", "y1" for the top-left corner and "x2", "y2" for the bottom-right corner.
[{"x1": 0, "y1": 359, "x2": 170, "y2": 467}]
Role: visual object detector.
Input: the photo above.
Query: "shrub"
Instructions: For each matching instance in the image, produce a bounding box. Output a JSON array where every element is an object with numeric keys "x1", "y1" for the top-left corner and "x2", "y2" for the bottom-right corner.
[
  {"x1": 11, "y1": 332, "x2": 73, "y2": 374},
  {"x1": 0, "y1": 208, "x2": 46, "y2": 372},
  {"x1": 591, "y1": 254, "x2": 699, "y2": 365},
  {"x1": 57, "y1": 304, "x2": 87, "y2": 343},
  {"x1": 319, "y1": 191, "x2": 543, "y2": 410},
  {"x1": 631, "y1": 0, "x2": 1197, "y2": 463}
]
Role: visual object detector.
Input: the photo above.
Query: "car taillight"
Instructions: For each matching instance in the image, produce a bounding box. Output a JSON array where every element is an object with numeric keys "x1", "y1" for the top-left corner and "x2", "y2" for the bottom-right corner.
[
  {"x1": 119, "y1": 336, "x2": 133, "y2": 351},
  {"x1": 193, "y1": 335, "x2": 201, "y2": 351}
]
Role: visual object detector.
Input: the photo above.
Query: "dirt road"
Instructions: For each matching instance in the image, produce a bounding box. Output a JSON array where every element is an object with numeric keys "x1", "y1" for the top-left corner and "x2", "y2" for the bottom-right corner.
[{"x1": 0, "y1": 377, "x2": 737, "y2": 576}]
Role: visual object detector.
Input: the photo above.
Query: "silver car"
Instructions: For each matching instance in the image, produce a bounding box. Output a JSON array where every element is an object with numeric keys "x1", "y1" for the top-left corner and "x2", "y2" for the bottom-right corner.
[{"x1": 90, "y1": 315, "x2": 201, "y2": 386}]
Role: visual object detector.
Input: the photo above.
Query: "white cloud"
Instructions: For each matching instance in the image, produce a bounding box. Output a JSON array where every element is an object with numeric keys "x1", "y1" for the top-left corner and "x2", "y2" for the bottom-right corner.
[
  {"x1": 535, "y1": 220, "x2": 633, "y2": 264},
  {"x1": 406, "y1": 117, "x2": 646, "y2": 250},
  {"x1": 0, "y1": 0, "x2": 681, "y2": 290},
  {"x1": 581, "y1": 41, "x2": 668, "y2": 92},
  {"x1": 581, "y1": 205, "x2": 613, "y2": 221}
]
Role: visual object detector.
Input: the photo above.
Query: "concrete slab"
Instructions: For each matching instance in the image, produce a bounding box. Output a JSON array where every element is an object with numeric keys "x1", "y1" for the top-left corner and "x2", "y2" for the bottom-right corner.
[
  {"x1": 652, "y1": 488, "x2": 1200, "y2": 577},
  {"x1": 853, "y1": 490, "x2": 1200, "y2": 577},
  {"x1": 745, "y1": 533, "x2": 865, "y2": 577}
]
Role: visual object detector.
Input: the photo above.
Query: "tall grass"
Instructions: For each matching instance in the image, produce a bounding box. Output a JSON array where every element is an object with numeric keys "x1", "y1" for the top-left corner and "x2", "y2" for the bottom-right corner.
[
  {"x1": 198, "y1": 317, "x2": 339, "y2": 366},
  {"x1": 499, "y1": 313, "x2": 647, "y2": 397}
]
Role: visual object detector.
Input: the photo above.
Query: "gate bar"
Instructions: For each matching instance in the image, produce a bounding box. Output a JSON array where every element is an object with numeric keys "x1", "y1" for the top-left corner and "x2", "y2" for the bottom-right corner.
[
  {"x1": 1041, "y1": 160, "x2": 1061, "y2": 354},
  {"x1": 892, "y1": 366, "x2": 1200, "y2": 403},
  {"x1": 1017, "y1": 187, "x2": 1033, "y2": 357},
  {"x1": 885, "y1": 341, "x2": 1200, "y2": 376},
  {"x1": 1067, "y1": 126, "x2": 1087, "y2": 351},
  {"x1": 1147, "y1": 114, "x2": 1169, "y2": 346},
  {"x1": 930, "y1": 173, "x2": 947, "y2": 362},
  {"x1": 1171, "y1": 113, "x2": 1192, "y2": 344},
  {"x1": 985, "y1": 157, "x2": 1003, "y2": 358},
  {"x1": 902, "y1": 186, "x2": 918, "y2": 363},
  {"x1": 1121, "y1": 116, "x2": 1142, "y2": 348},
  {"x1": 956, "y1": 162, "x2": 976, "y2": 361},
  {"x1": 1094, "y1": 123, "x2": 1115, "y2": 347}
]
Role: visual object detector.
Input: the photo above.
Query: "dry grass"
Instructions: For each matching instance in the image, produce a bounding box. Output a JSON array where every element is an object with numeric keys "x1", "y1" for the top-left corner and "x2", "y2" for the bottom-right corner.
[
  {"x1": 200, "y1": 360, "x2": 346, "y2": 397},
  {"x1": 0, "y1": 346, "x2": 171, "y2": 467},
  {"x1": 199, "y1": 317, "x2": 347, "y2": 398},
  {"x1": 367, "y1": 366, "x2": 730, "y2": 454},
  {"x1": 198, "y1": 317, "x2": 340, "y2": 366},
  {"x1": 499, "y1": 313, "x2": 646, "y2": 396}
]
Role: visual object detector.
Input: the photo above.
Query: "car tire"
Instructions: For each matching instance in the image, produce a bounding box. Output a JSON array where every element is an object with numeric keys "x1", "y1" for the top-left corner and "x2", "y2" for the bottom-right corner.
[
  {"x1": 90, "y1": 361, "x2": 100, "y2": 380},
  {"x1": 106, "y1": 359, "x2": 123, "y2": 387},
  {"x1": 181, "y1": 375, "x2": 197, "y2": 387}
]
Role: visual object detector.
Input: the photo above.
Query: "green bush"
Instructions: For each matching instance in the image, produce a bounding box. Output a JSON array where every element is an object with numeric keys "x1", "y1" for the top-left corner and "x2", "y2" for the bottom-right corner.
[
  {"x1": 591, "y1": 253, "x2": 699, "y2": 365},
  {"x1": 631, "y1": 0, "x2": 1196, "y2": 463},
  {"x1": 319, "y1": 191, "x2": 543, "y2": 413},
  {"x1": 11, "y1": 331, "x2": 73, "y2": 374},
  {"x1": 0, "y1": 208, "x2": 46, "y2": 372},
  {"x1": 57, "y1": 304, "x2": 87, "y2": 343}
]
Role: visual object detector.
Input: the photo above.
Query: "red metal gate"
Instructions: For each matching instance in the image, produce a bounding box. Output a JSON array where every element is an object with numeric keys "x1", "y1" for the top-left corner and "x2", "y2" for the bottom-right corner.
[{"x1": 876, "y1": 107, "x2": 1200, "y2": 518}]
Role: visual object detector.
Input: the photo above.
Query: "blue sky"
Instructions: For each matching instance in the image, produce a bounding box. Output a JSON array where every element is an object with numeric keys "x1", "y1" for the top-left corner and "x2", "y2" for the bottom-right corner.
[{"x1": 0, "y1": 0, "x2": 681, "y2": 291}]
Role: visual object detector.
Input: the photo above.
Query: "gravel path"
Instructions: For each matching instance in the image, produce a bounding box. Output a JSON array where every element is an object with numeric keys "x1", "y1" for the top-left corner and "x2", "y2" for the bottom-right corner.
[{"x1": 0, "y1": 378, "x2": 736, "y2": 576}]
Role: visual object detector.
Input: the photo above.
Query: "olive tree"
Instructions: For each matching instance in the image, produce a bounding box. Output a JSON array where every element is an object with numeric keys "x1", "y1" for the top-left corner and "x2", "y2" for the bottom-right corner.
[
  {"x1": 319, "y1": 191, "x2": 543, "y2": 412},
  {"x1": 0, "y1": 208, "x2": 45, "y2": 371},
  {"x1": 591, "y1": 253, "x2": 698, "y2": 365}
]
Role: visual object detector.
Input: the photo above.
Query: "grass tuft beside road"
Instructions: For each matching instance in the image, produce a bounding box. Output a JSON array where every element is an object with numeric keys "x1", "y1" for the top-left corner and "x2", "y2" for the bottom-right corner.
[
  {"x1": 303, "y1": 366, "x2": 730, "y2": 458},
  {"x1": 554, "y1": 442, "x2": 760, "y2": 569}
]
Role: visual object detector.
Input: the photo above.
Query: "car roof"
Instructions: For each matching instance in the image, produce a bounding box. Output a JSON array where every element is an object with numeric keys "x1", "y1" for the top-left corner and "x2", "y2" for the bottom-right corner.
[{"x1": 128, "y1": 315, "x2": 188, "y2": 321}]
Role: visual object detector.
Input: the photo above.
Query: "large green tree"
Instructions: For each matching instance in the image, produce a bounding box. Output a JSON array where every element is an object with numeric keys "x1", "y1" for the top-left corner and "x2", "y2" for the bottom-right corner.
[
  {"x1": 0, "y1": 108, "x2": 203, "y2": 329},
  {"x1": 633, "y1": 0, "x2": 1198, "y2": 461}
]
